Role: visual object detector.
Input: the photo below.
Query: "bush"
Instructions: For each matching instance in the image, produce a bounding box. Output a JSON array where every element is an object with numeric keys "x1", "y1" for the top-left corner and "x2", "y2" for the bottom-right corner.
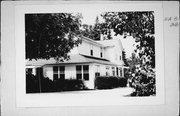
[
  {"x1": 41, "y1": 77, "x2": 55, "y2": 92},
  {"x1": 54, "y1": 79, "x2": 87, "y2": 91},
  {"x1": 26, "y1": 73, "x2": 87, "y2": 93},
  {"x1": 119, "y1": 77, "x2": 128, "y2": 87},
  {"x1": 130, "y1": 77, "x2": 156, "y2": 96},
  {"x1": 26, "y1": 72, "x2": 55, "y2": 93},
  {"x1": 129, "y1": 68, "x2": 156, "y2": 96},
  {"x1": 26, "y1": 73, "x2": 40, "y2": 93},
  {"x1": 95, "y1": 76, "x2": 127, "y2": 89}
]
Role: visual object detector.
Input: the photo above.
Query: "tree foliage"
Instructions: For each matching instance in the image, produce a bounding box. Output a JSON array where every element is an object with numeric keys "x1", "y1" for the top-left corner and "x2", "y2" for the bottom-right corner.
[
  {"x1": 99, "y1": 11, "x2": 156, "y2": 96},
  {"x1": 80, "y1": 16, "x2": 112, "y2": 40},
  {"x1": 25, "y1": 13, "x2": 82, "y2": 61},
  {"x1": 80, "y1": 12, "x2": 155, "y2": 68},
  {"x1": 80, "y1": 24, "x2": 100, "y2": 40},
  {"x1": 100, "y1": 11, "x2": 155, "y2": 68}
]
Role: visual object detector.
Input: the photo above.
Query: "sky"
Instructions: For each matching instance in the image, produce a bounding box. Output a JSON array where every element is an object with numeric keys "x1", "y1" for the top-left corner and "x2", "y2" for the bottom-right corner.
[
  {"x1": 80, "y1": 11, "x2": 103, "y2": 25},
  {"x1": 80, "y1": 12, "x2": 136, "y2": 58},
  {"x1": 114, "y1": 35, "x2": 136, "y2": 58}
]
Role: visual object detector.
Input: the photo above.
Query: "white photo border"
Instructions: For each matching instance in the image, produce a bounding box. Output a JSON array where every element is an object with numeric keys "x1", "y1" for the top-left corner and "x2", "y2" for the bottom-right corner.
[{"x1": 15, "y1": 2, "x2": 165, "y2": 107}]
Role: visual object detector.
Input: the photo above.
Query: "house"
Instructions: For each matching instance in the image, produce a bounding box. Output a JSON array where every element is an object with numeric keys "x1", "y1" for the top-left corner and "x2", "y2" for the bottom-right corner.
[{"x1": 26, "y1": 36, "x2": 126, "y2": 89}]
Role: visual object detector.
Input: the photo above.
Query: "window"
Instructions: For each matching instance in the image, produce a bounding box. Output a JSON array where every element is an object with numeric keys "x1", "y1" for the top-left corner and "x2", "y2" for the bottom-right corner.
[
  {"x1": 112, "y1": 67, "x2": 115, "y2": 76},
  {"x1": 53, "y1": 66, "x2": 65, "y2": 81},
  {"x1": 90, "y1": 44, "x2": 93, "y2": 56},
  {"x1": 76, "y1": 65, "x2": 82, "y2": 80},
  {"x1": 90, "y1": 50, "x2": 93, "y2": 56},
  {"x1": 53, "y1": 66, "x2": 58, "y2": 81},
  {"x1": 76, "y1": 65, "x2": 89, "y2": 80},
  {"x1": 116, "y1": 67, "x2": 119, "y2": 76},
  {"x1": 95, "y1": 72, "x2": 100, "y2": 77},
  {"x1": 100, "y1": 48, "x2": 103, "y2": 58},
  {"x1": 100, "y1": 52, "x2": 103, "y2": 58},
  {"x1": 83, "y1": 65, "x2": 89, "y2": 80},
  {"x1": 120, "y1": 68, "x2": 122, "y2": 77},
  {"x1": 120, "y1": 56, "x2": 121, "y2": 60},
  {"x1": 106, "y1": 66, "x2": 109, "y2": 76},
  {"x1": 95, "y1": 65, "x2": 100, "y2": 77},
  {"x1": 59, "y1": 66, "x2": 65, "y2": 80},
  {"x1": 26, "y1": 68, "x2": 32, "y2": 74}
]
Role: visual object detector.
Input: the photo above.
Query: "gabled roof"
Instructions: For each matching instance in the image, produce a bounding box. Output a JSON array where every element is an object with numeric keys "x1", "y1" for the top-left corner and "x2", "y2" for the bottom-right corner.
[
  {"x1": 96, "y1": 38, "x2": 123, "y2": 49},
  {"x1": 26, "y1": 54, "x2": 117, "y2": 66},
  {"x1": 80, "y1": 36, "x2": 105, "y2": 47}
]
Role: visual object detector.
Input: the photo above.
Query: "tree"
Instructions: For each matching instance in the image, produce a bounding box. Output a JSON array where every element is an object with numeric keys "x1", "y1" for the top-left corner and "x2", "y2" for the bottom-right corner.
[
  {"x1": 100, "y1": 11, "x2": 155, "y2": 68},
  {"x1": 100, "y1": 12, "x2": 154, "y2": 65},
  {"x1": 126, "y1": 52, "x2": 140, "y2": 72},
  {"x1": 25, "y1": 13, "x2": 82, "y2": 61},
  {"x1": 99, "y1": 11, "x2": 156, "y2": 96},
  {"x1": 80, "y1": 16, "x2": 112, "y2": 41}
]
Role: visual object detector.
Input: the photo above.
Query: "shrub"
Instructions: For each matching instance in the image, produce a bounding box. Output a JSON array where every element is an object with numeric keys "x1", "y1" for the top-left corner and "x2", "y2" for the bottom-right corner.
[
  {"x1": 26, "y1": 72, "x2": 55, "y2": 93},
  {"x1": 54, "y1": 79, "x2": 86, "y2": 91},
  {"x1": 26, "y1": 73, "x2": 87, "y2": 93},
  {"x1": 41, "y1": 77, "x2": 55, "y2": 92},
  {"x1": 119, "y1": 77, "x2": 128, "y2": 87},
  {"x1": 26, "y1": 73, "x2": 40, "y2": 93},
  {"x1": 95, "y1": 76, "x2": 127, "y2": 89},
  {"x1": 129, "y1": 68, "x2": 156, "y2": 96}
]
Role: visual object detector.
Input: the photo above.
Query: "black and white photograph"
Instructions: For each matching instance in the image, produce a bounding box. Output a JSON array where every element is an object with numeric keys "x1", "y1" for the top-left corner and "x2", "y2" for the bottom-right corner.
[
  {"x1": 13, "y1": 3, "x2": 166, "y2": 107},
  {"x1": 2, "y1": 1, "x2": 179, "y2": 115},
  {"x1": 25, "y1": 11, "x2": 156, "y2": 97}
]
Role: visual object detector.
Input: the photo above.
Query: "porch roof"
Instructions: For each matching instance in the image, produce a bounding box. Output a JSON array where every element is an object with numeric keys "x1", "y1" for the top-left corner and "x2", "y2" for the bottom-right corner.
[{"x1": 26, "y1": 54, "x2": 117, "y2": 66}]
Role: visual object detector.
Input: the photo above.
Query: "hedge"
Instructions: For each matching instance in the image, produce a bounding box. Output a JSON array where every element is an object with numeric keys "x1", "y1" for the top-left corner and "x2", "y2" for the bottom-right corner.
[
  {"x1": 54, "y1": 79, "x2": 87, "y2": 92},
  {"x1": 26, "y1": 73, "x2": 87, "y2": 93},
  {"x1": 94, "y1": 76, "x2": 127, "y2": 89}
]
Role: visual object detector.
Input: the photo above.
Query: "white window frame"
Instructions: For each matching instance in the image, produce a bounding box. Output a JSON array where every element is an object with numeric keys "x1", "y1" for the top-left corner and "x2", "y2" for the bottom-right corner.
[
  {"x1": 76, "y1": 65, "x2": 89, "y2": 81},
  {"x1": 53, "y1": 66, "x2": 65, "y2": 80}
]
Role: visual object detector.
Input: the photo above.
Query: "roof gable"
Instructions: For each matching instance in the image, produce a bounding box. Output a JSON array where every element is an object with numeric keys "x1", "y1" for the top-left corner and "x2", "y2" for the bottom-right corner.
[
  {"x1": 80, "y1": 36, "x2": 105, "y2": 47},
  {"x1": 96, "y1": 38, "x2": 124, "y2": 49}
]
